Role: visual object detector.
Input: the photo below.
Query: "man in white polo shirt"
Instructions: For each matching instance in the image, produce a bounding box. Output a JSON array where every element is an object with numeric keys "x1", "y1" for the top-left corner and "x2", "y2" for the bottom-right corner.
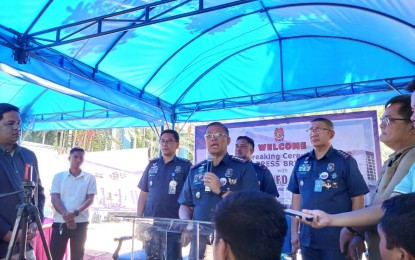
[{"x1": 50, "y1": 147, "x2": 97, "y2": 260}]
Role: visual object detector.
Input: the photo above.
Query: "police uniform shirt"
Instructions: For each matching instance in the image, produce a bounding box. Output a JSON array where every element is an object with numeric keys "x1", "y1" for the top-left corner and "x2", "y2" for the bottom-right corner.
[
  {"x1": 287, "y1": 146, "x2": 369, "y2": 249},
  {"x1": 178, "y1": 153, "x2": 259, "y2": 221},
  {"x1": 138, "y1": 156, "x2": 191, "y2": 219},
  {"x1": 252, "y1": 162, "x2": 279, "y2": 197}
]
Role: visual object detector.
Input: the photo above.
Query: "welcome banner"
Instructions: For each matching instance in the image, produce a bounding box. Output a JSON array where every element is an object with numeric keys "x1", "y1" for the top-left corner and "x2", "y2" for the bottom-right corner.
[{"x1": 195, "y1": 111, "x2": 382, "y2": 206}]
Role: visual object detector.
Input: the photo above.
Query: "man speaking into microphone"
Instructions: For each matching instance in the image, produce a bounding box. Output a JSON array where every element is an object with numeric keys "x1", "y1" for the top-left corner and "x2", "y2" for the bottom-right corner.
[{"x1": 178, "y1": 122, "x2": 259, "y2": 259}]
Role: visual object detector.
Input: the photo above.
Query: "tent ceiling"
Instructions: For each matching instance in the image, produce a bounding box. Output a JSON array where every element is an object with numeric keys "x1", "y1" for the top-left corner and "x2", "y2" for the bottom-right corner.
[{"x1": 0, "y1": 0, "x2": 414, "y2": 131}]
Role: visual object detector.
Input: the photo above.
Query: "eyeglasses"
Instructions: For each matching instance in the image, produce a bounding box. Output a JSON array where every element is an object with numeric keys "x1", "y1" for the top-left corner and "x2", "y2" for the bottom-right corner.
[
  {"x1": 204, "y1": 133, "x2": 227, "y2": 139},
  {"x1": 379, "y1": 116, "x2": 410, "y2": 126},
  {"x1": 306, "y1": 127, "x2": 331, "y2": 134},
  {"x1": 159, "y1": 139, "x2": 177, "y2": 144}
]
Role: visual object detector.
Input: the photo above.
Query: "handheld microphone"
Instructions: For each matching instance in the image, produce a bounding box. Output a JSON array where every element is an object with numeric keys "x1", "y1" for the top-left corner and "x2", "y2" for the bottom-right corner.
[{"x1": 205, "y1": 154, "x2": 214, "y2": 192}]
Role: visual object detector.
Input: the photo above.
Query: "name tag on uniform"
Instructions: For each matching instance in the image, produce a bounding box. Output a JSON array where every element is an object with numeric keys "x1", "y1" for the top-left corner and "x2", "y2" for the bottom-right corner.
[{"x1": 314, "y1": 179, "x2": 323, "y2": 192}]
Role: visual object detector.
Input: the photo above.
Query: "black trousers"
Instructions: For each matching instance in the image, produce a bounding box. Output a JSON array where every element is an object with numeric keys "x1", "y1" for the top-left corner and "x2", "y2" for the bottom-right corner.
[{"x1": 50, "y1": 222, "x2": 89, "y2": 260}]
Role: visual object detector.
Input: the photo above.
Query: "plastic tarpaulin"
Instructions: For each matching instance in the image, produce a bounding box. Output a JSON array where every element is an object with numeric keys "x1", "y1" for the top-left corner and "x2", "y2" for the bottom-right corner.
[{"x1": 0, "y1": 0, "x2": 414, "y2": 130}]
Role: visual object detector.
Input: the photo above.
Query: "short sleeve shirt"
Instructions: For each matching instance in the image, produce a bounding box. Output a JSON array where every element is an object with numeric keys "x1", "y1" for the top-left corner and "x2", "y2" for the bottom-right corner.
[
  {"x1": 138, "y1": 156, "x2": 191, "y2": 219},
  {"x1": 51, "y1": 171, "x2": 97, "y2": 223},
  {"x1": 252, "y1": 162, "x2": 279, "y2": 197},
  {"x1": 393, "y1": 162, "x2": 415, "y2": 194},
  {"x1": 178, "y1": 153, "x2": 259, "y2": 221},
  {"x1": 287, "y1": 146, "x2": 369, "y2": 249}
]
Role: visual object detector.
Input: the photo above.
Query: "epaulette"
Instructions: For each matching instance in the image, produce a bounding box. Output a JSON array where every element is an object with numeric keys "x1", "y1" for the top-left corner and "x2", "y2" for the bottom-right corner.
[
  {"x1": 177, "y1": 157, "x2": 190, "y2": 163},
  {"x1": 230, "y1": 155, "x2": 248, "y2": 164},
  {"x1": 254, "y1": 162, "x2": 267, "y2": 170},
  {"x1": 191, "y1": 160, "x2": 207, "y2": 169},
  {"x1": 336, "y1": 149, "x2": 351, "y2": 159}
]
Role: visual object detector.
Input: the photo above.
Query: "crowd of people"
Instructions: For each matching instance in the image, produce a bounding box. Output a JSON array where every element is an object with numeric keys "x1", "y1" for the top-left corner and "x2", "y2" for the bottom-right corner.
[{"x1": 0, "y1": 78, "x2": 414, "y2": 260}]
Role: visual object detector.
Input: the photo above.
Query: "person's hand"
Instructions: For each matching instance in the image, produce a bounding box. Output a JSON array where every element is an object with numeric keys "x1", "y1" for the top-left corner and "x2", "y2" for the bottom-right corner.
[
  {"x1": 291, "y1": 230, "x2": 300, "y2": 257},
  {"x1": 63, "y1": 211, "x2": 75, "y2": 223},
  {"x1": 180, "y1": 231, "x2": 191, "y2": 247},
  {"x1": 26, "y1": 222, "x2": 38, "y2": 241},
  {"x1": 2, "y1": 230, "x2": 22, "y2": 243},
  {"x1": 345, "y1": 235, "x2": 366, "y2": 260},
  {"x1": 301, "y1": 209, "x2": 332, "y2": 228},
  {"x1": 204, "y1": 172, "x2": 221, "y2": 194},
  {"x1": 340, "y1": 227, "x2": 354, "y2": 254},
  {"x1": 66, "y1": 220, "x2": 77, "y2": 230}
]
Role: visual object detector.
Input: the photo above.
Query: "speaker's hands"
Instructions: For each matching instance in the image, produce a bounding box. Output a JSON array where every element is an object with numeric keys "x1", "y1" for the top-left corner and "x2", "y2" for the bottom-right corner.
[
  {"x1": 26, "y1": 222, "x2": 38, "y2": 241},
  {"x1": 63, "y1": 211, "x2": 77, "y2": 229}
]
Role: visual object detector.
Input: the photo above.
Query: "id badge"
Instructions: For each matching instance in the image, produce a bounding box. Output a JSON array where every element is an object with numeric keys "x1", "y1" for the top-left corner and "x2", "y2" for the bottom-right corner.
[
  {"x1": 314, "y1": 179, "x2": 323, "y2": 192},
  {"x1": 168, "y1": 180, "x2": 177, "y2": 194}
]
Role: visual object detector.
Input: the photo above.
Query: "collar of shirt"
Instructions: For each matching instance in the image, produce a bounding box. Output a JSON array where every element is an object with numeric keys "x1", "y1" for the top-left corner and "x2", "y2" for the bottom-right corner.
[
  {"x1": 66, "y1": 170, "x2": 85, "y2": 178},
  {"x1": 159, "y1": 155, "x2": 178, "y2": 165},
  {"x1": 218, "y1": 153, "x2": 232, "y2": 166},
  {"x1": 310, "y1": 146, "x2": 334, "y2": 160},
  {"x1": 0, "y1": 143, "x2": 20, "y2": 154}
]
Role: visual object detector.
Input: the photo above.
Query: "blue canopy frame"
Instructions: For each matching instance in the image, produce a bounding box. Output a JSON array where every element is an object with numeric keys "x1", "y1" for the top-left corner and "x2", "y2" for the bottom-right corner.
[{"x1": 0, "y1": 0, "x2": 414, "y2": 130}]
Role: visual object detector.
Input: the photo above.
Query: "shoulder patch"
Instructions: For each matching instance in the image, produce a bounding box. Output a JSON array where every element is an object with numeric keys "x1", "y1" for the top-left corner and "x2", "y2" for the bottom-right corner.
[
  {"x1": 336, "y1": 149, "x2": 351, "y2": 159},
  {"x1": 230, "y1": 156, "x2": 248, "y2": 164}
]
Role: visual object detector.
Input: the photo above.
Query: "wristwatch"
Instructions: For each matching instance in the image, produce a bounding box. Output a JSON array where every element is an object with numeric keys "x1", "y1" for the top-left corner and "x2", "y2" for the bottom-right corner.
[
  {"x1": 74, "y1": 210, "x2": 80, "y2": 216},
  {"x1": 218, "y1": 187, "x2": 227, "y2": 198}
]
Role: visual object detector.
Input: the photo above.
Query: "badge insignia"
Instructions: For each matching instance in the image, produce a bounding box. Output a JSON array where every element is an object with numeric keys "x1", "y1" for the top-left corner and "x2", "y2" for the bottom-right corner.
[
  {"x1": 168, "y1": 180, "x2": 177, "y2": 194},
  {"x1": 225, "y1": 168, "x2": 233, "y2": 177},
  {"x1": 319, "y1": 172, "x2": 329, "y2": 180},
  {"x1": 220, "y1": 178, "x2": 227, "y2": 186},
  {"x1": 331, "y1": 172, "x2": 337, "y2": 179},
  {"x1": 323, "y1": 180, "x2": 331, "y2": 189},
  {"x1": 314, "y1": 179, "x2": 323, "y2": 192},
  {"x1": 175, "y1": 166, "x2": 181, "y2": 173},
  {"x1": 332, "y1": 181, "x2": 338, "y2": 188},
  {"x1": 228, "y1": 178, "x2": 237, "y2": 185},
  {"x1": 198, "y1": 165, "x2": 205, "y2": 173},
  {"x1": 194, "y1": 174, "x2": 203, "y2": 183},
  {"x1": 196, "y1": 191, "x2": 201, "y2": 199},
  {"x1": 327, "y1": 163, "x2": 335, "y2": 172}
]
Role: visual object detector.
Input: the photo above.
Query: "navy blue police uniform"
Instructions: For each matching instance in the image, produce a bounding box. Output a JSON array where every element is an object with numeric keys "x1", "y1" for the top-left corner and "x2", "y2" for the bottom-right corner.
[
  {"x1": 138, "y1": 155, "x2": 192, "y2": 260},
  {"x1": 178, "y1": 153, "x2": 259, "y2": 259},
  {"x1": 287, "y1": 146, "x2": 369, "y2": 260},
  {"x1": 252, "y1": 162, "x2": 279, "y2": 197}
]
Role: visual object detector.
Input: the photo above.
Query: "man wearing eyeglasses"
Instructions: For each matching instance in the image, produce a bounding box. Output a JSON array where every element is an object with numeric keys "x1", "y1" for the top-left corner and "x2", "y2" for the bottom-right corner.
[
  {"x1": 293, "y1": 79, "x2": 415, "y2": 260},
  {"x1": 287, "y1": 117, "x2": 369, "y2": 260},
  {"x1": 137, "y1": 129, "x2": 192, "y2": 260},
  {"x1": 178, "y1": 122, "x2": 259, "y2": 260},
  {"x1": 341, "y1": 91, "x2": 415, "y2": 259}
]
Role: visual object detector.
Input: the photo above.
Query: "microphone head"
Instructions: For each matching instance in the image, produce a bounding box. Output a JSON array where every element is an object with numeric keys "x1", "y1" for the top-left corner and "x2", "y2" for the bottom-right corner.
[{"x1": 207, "y1": 154, "x2": 214, "y2": 161}]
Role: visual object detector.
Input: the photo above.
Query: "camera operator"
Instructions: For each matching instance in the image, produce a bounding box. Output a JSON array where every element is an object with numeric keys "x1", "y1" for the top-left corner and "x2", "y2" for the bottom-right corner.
[{"x1": 0, "y1": 103, "x2": 45, "y2": 260}]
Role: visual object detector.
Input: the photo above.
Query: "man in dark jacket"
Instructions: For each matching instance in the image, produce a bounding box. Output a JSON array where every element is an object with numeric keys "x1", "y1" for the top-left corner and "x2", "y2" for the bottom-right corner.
[{"x1": 0, "y1": 103, "x2": 45, "y2": 259}]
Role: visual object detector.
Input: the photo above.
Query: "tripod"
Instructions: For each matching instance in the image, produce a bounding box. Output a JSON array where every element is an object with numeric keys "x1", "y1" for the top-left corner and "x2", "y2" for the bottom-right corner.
[{"x1": 5, "y1": 181, "x2": 51, "y2": 260}]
